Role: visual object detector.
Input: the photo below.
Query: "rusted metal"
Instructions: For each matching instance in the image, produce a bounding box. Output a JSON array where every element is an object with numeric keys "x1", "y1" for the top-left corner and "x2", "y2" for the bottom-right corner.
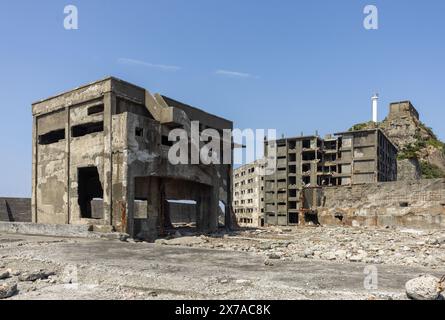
[{"x1": 120, "y1": 201, "x2": 126, "y2": 233}]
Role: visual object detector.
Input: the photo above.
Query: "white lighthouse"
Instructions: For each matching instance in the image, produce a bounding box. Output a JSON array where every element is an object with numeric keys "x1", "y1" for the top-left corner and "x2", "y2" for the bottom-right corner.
[{"x1": 371, "y1": 94, "x2": 379, "y2": 123}]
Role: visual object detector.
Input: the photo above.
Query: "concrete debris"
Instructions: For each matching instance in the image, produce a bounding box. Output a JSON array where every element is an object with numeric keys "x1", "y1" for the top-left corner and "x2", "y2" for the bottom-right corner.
[
  {"x1": 267, "y1": 253, "x2": 281, "y2": 260},
  {"x1": 18, "y1": 270, "x2": 56, "y2": 282},
  {"x1": 0, "y1": 270, "x2": 11, "y2": 280},
  {"x1": 264, "y1": 259, "x2": 274, "y2": 266},
  {"x1": 0, "y1": 281, "x2": 18, "y2": 299},
  {"x1": 155, "y1": 236, "x2": 206, "y2": 247},
  {"x1": 405, "y1": 275, "x2": 443, "y2": 300}
]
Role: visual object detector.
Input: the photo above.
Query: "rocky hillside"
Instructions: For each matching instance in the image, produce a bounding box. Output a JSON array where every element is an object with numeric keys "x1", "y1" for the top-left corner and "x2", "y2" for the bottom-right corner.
[{"x1": 349, "y1": 101, "x2": 445, "y2": 179}]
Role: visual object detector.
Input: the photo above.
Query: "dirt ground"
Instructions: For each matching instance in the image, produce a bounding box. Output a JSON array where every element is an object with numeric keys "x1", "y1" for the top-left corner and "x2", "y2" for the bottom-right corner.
[{"x1": 0, "y1": 225, "x2": 444, "y2": 300}]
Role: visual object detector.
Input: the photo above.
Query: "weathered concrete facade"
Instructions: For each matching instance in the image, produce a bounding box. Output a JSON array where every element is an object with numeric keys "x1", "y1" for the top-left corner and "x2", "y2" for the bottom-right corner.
[
  {"x1": 32, "y1": 77, "x2": 233, "y2": 240},
  {"x1": 334, "y1": 129, "x2": 398, "y2": 185},
  {"x1": 262, "y1": 129, "x2": 397, "y2": 226},
  {"x1": 317, "y1": 179, "x2": 445, "y2": 229},
  {"x1": 233, "y1": 161, "x2": 265, "y2": 227}
]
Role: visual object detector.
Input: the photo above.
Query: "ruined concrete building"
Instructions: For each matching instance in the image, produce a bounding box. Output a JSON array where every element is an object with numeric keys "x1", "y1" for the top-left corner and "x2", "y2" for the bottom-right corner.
[
  {"x1": 261, "y1": 129, "x2": 397, "y2": 226},
  {"x1": 233, "y1": 160, "x2": 265, "y2": 227},
  {"x1": 31, "y1": 77, "x2": 233, "y2": 240}
]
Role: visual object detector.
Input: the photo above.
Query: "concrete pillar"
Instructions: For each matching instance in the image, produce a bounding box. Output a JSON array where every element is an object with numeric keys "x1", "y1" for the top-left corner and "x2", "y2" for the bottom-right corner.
[
  {"x1": 103, "y1": 92, "x2": 116, "y2": 226},
  {"x1": 65, "y1": 106, "x2": 71, "y2": 224},
  {"x1": 146, "y1": 177, "x2": 160, "y2": 240},
  {"x1": 31, "y1": 116, "x2": 37, "y2": 223}
]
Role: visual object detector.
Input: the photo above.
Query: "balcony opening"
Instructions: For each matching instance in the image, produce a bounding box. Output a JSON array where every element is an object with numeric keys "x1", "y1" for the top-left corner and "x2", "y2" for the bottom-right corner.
[
  {"x1": 302, "y1": 151, "x2": 316, "y2": 161},
  {"x1": 289, "y1": 212, "x2": 298, "y2": 224}
]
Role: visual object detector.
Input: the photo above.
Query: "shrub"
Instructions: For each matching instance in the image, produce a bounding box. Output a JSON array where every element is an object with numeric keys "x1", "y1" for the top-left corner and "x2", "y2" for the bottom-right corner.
[{"x1": 420, "y1": 161, "x2": 445, "y2": 179}]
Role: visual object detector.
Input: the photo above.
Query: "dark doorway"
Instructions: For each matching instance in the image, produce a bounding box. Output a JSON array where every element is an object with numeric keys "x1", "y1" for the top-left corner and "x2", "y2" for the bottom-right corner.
[
  {"x1": 78, "y1": 167, "x2": 104, "y2": 219},
  {"x1": 289, "y1": 212, "x2": 299, "y2": 224}
]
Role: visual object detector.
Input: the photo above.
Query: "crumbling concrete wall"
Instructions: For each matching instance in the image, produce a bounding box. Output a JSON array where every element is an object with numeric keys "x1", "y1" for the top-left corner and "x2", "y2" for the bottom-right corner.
[
  {"x1": 0, "y1": 198, "x2": 31, "y2": 222},
  {"x1": 317, "y1": 179, "x2": 445, "y2": 229},
  {"x1": 398, "y1": 158, "x2": 421, "y2": 180}
]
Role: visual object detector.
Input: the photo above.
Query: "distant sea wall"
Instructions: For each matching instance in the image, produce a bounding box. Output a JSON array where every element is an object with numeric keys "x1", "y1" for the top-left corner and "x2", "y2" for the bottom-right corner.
[{"x1": 0, "y1": 198, "x2": 31, "y2": 222}]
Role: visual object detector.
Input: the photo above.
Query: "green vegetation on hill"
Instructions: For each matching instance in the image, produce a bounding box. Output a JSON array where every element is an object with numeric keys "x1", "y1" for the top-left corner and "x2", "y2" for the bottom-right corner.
[
  {"x1": 420, "y1": 161, "x2": 445, "y2": 179},
  {"x1": 348, "y1": 121, "x2": 378, "y2": 132},
  {"x1": 398, "y1": 135, "x2": 445, "y2": 160}
]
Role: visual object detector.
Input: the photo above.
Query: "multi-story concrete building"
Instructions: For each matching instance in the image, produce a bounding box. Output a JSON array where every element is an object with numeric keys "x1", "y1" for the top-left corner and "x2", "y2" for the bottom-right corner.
[
  {"x1": 263, "y1": 128, "x2": 397, "y2": 226},
  {"x1": 334, "y1": 129, "x2": 398, "y2": 185},
  {"x1": 232, "y1": 161, "x2": 265, "y2": 227},
  {"x1": 31, "y1": 77, "x2": 233, "y2": 240}
]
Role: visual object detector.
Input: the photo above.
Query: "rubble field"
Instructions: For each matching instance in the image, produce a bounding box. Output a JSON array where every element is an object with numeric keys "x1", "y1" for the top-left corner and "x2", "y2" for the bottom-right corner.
[{"x1": 0, "y1": 225, "x2": 444, "y2": 300}]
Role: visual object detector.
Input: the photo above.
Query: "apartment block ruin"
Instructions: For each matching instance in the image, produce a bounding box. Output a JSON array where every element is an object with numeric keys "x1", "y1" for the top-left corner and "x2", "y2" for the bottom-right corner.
[
  {"x1": 32, "y1": 77, "x2": 233, "y2": 240},
  {"x1": 233, "y1": 160, "x2": 265, "y2": 227},
  {"x1": 260, "y1": 128, "x2": 397, "y2": 226}
]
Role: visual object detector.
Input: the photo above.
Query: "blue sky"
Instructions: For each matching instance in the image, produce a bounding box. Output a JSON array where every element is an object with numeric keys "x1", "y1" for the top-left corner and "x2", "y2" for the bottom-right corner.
[{"x1": 0, "y1": 0, "x2": 444, "y2": 197}]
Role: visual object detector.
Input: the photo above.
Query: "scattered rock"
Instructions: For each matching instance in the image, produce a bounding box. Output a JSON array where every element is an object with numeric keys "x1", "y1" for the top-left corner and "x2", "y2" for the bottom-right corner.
[
  {"x1": 0, "y1": 282, "x2": 18, "y2": 299},
  {"x1": 148, "y1": 291, "x2": 158, "y2": 297},
  {"x1": 427, "y1": 238, "x2": 439, "y2": 245},
  {"x1": 163, "y1": 236, "x2": 205, "y2": 246},
  {"x1": 334, "y1": 250, "x2": 347, "y2": 260},
  {"x1": 119, "y1": 234, "x2": 130, "y2": 242},
  {"x1": 264, "y1": 259, "x2": 274, "y2": 266},
  {"x1": 322, "y1": 252, "x2": 336, "y2": 261},
  {"x1": 267, "y1": 253, "x2": 281, "y2": 260},
  {"x1": 0, "y1": 270, "x2": 11, "y2": 280},
  {"x1": 234, "y1": 279, "x2": 251, "y2": 285},
  {"x1": 92, "y1": 225, "x2": 114, "y2": 233},
  {"x1": 303, "y1": 249, "x2": 314, "y2": 258},
  {"x1": 405, "y1": 275, "x2": 441, "y2": 300},
  {"x1": 154, "y1": 239, "x2": 167, "y2": 245},
  {"x1": 19, "y1": 270, "x2": 56, "y2": 282},
  {"x1": 259, "y1": 243, "x2": 272, "y2": 250},
  {"x1": 349, "y1": 255, "x2": 363, "y2": 262}
]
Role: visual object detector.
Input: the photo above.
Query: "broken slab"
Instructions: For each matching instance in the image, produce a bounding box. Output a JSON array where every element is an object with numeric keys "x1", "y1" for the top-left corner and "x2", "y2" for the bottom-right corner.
[
  {"x1": 0, "y1": 281, "x2": 18, "y2": 299},
  {"x1": 155, "y1": 236, "x2": 206, "y2": 247},
  {"x1": 18, "y1": 270, "x2": 56, "y2": 282},
  {"x1": 405, "y1": 275, "x2": 443, "y2": 300}
]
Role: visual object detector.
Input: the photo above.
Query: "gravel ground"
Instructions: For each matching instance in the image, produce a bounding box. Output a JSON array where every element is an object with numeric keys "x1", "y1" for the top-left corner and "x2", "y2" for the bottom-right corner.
[
  {"x1": 184, "y1": 225, "x2": 445, "y2": 269},
  {"x1": 0, "y1": 225, "x2": 444, "y2": 300}
]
